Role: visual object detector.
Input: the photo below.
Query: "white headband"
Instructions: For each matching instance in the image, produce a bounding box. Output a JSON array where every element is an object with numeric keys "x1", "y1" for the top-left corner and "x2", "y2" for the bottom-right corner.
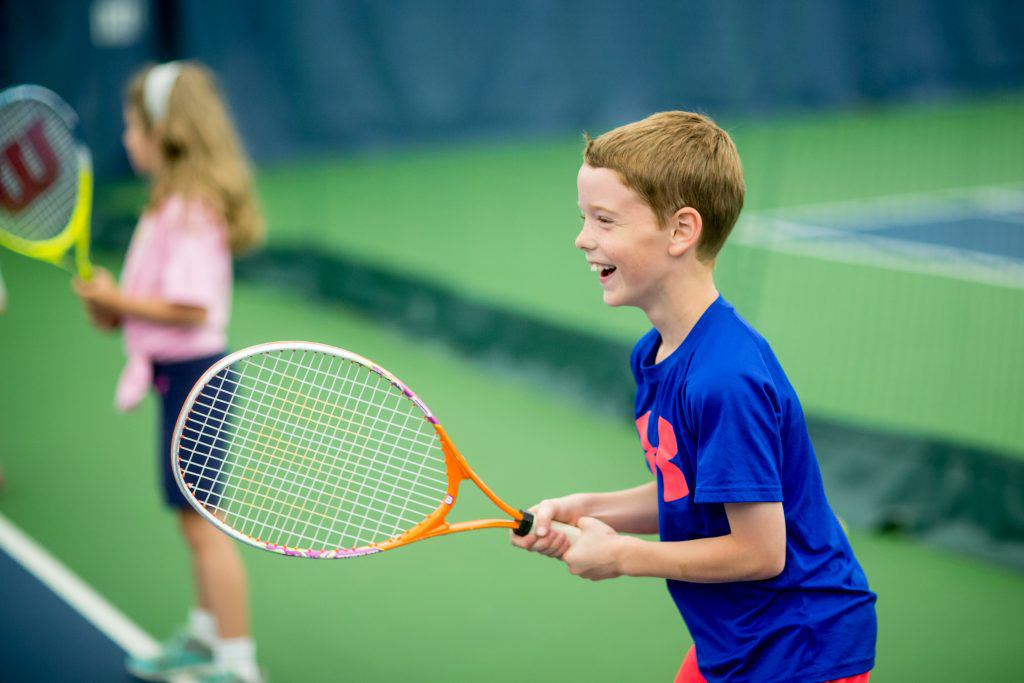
[{"x1": 143, "y1": 61, "x2": 183, "y2": 122}]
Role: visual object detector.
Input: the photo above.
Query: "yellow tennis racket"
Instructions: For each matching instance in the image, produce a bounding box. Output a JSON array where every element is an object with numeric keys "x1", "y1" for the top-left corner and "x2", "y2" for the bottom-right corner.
[
  {"x1": 0, "y1": 85, "x2": 93, "y2": 279},
  {"x1": 172, "y1": 342, "x2": 580, "y2": 559}
]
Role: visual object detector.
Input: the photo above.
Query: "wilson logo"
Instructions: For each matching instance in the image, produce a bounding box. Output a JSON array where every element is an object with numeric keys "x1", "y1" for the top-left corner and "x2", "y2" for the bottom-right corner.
[
  {"x1": 636, "y1": 411, "x2": 689, "y2": 502},
  {"x1": 0, "y1": 119, "x2": 60, "y2": 212}
]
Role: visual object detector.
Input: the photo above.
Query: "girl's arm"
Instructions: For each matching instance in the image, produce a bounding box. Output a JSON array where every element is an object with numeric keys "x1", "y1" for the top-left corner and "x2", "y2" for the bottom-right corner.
[
  {"x1": 73, "y1": 267, "x2": 206, "y2": 327},
  {"x1": 568, "y1": 501, "x2": 787, "y2": 583},
  {"x1": 109, "y1": 295, "x2": 205, "y2": 326}
]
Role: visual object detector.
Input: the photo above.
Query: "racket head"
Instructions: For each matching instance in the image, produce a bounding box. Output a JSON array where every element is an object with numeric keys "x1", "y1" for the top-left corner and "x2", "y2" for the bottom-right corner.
[
  {"x1": 172, "y1": 342, "x2": 472, "y2": 559},
  {"x1": 0, "y1": 85, "x2": 92, "y2": 278}
]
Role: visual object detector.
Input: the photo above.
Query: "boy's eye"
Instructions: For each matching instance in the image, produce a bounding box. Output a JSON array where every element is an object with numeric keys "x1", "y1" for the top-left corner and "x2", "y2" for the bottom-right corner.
[{"x1": 579, "y1": 212, "x2": 614, "y2": 225}]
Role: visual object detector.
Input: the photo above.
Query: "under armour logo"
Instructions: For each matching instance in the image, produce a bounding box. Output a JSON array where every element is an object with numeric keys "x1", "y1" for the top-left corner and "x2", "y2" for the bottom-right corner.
[{"x1": 636, "y1": 411, "x2": 689, "y2": 502}]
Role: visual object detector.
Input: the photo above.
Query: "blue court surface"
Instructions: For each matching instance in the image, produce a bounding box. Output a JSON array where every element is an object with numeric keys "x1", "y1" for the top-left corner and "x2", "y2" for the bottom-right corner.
[
  {"x1": 0, "y1": 547, "x2": 136, "y2": 682},
  {"x1": 734, "y1": 184, "x2": 1024, "y2": 289},
  {"x1": 865, "y1": 214, "x2": 1024, "y2": 260},
  {"x1": 0, "y1": 514, "x2": 194, "y2": 683}
]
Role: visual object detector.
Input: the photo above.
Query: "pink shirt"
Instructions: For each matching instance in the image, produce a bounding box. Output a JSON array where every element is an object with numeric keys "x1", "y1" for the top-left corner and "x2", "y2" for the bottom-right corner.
[{"x1": 115, "y1": 195, "x2": 232, "y2": 412}]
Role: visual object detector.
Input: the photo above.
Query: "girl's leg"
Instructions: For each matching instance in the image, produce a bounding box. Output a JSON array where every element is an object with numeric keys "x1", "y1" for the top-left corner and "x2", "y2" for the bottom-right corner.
[
  {"x1": 178, "y1": 507, "x2": 250, "y2": 637},
  {"x1": 122, "y1": 510, "x2": 227, "y2": 679},
  {"x1": 179, "y1": 507, "x2": 261, "y2": 681}
]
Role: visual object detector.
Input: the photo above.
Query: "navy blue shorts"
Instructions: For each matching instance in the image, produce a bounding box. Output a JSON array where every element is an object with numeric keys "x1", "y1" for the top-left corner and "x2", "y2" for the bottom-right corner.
[{"x1": 153, "y1": 352, "x2": 227, "y2": 508}]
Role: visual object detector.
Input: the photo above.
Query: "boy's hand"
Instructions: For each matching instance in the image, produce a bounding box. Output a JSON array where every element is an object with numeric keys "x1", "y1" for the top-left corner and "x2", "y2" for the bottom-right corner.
[
  {"x1": 509, "y1": 495, "x2": 583, "y2": 559},
  {"x1": 563, "y1": 516, "x2": 624, "y2": 581}
]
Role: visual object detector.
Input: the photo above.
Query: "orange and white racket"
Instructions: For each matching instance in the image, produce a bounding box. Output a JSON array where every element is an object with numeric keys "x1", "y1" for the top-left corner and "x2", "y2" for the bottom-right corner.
[{"x1": 172, "y1": 341, "x2": 579, "y2": 558}]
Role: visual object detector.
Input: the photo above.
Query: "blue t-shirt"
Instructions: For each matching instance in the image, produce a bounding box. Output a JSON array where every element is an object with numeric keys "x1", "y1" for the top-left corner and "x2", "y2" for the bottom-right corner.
[{"x1": 631, "y1": 296, "x2": 876, "y2": 683}]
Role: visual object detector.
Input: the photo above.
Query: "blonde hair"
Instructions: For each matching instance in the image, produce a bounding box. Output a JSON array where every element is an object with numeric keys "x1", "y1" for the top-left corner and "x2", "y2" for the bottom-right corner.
[
  {"x1": 126, "y1": 61, "x2": 264, "y2": 253},
  {"x1": 583, "y1": 111, "x2": 744, "y2": 262}
]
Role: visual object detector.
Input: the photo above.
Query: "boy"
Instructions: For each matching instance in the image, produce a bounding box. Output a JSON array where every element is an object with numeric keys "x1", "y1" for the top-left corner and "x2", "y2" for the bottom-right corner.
[{"x1": 511, "y1": 112, "x2": 877, "y2": 682}]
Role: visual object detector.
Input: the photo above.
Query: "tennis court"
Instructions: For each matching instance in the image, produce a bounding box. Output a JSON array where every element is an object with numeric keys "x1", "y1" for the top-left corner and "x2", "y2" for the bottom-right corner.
[
  {"x1": 3, "y1": 5, "x2": 1024, "y2": 680},
  {"x1": 2, "y1": 193, "x2": 1024, "y2": 680},
  {"x1": 243, "y1": 94, "x2": 1024, "y2": 457}
]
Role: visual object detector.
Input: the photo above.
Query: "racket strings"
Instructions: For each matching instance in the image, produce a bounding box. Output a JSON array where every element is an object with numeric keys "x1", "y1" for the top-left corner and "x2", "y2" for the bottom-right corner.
[
  {"x1": 230, "y1": 352, "x2": 439, "y2": 543},
  {"x1": 0, "y1": 100, "x2": 79, "y2": 240},
  {"x1": 177, "y1": 349, "x2": 450, "y2": 552},
  {"x1": 181, "y1": 361, "x2": 448, "y2": 503},
  {"x1": 192, "y1": 357, "x2": 442, "y2": 464},
  {"x1": 181, "y1": 358, "x2": 440, "y2": 544},
  {"x1": 180, "y1": 361, "x2": 431, "y2": 550},
  {"x1": 280, "y1": 352, "x2": 449, "y2": 544},
  {"x1": 179, "y1": 409, "x2": 437, "y2": 547}
]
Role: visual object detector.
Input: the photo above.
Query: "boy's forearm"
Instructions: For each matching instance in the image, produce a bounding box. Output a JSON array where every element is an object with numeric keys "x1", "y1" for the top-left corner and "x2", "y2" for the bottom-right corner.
[
  {"x1": 578, "y1": 481, "x2": 659, "y2": 535},
  {"x1": 612, "y1": 534, "x2": 783, "y2": 583}
]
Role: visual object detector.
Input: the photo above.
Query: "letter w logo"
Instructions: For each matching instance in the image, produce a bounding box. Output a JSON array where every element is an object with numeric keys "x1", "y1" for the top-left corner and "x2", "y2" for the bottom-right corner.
[
  {"x1": 636, "y1": 412, "x2": 689, "y2": 502},
  {"x1": 0, "y1": 119, "x2": 60, "y2": 213}
]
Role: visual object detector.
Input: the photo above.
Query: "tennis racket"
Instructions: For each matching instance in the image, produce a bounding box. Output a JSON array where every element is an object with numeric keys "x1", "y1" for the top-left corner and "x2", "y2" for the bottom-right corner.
[
  {"x1": 172, "y1": 341, "x2": 580, "y2": 559},
  {"x1": 0, "y1": 85, "x2": 93, "y2": 279}
]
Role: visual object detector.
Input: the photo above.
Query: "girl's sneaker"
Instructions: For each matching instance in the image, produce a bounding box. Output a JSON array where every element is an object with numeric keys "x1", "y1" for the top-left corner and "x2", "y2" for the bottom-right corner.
[{"x1": 125, "y1": 629, "x2": 213, "y2": 680}]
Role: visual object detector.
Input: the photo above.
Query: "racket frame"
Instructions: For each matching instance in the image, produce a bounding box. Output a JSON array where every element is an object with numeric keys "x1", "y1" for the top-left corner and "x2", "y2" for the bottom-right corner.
[
  {"x1": 172, "y1": 341, "x2": 534, "y2": 559},
  {"x1": 0, "y1": 85, "x2": 93, "y2": 279}
]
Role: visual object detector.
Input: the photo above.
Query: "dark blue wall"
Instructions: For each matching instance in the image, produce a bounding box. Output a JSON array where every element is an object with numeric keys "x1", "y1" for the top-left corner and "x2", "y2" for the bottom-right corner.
[{"x1": 3, "y1": 0, "x2": 1023, "y2": 178}]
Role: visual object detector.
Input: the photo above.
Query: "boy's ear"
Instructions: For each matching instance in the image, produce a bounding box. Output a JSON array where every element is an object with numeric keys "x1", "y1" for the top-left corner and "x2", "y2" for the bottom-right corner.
[{"x1": 667, "y1": 207, "x2": 702, "y2": 257}]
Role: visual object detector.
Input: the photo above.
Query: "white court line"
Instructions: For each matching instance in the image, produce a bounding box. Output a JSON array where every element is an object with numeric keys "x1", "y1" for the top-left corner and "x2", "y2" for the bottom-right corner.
[
  {"x1": 0, "y1": 511, "x2": 196, "y2": 683},
  {"x1": 733, "y1": 183, "x2": 1024, "y2": 289},
  {"x1": 745, "y1": 181, "x2": 1024, "y2": 223}
]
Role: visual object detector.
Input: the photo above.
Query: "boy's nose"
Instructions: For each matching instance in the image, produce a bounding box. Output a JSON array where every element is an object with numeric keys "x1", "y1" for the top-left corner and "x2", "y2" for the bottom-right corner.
[{"x1": 575, "y1": 224, "x2": 594, "y2": 251}]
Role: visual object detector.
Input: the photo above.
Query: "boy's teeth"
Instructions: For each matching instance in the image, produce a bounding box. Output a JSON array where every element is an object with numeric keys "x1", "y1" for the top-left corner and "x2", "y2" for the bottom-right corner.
[{"x1": 591, "y1": 264, "x2": 599, "y2": 272}]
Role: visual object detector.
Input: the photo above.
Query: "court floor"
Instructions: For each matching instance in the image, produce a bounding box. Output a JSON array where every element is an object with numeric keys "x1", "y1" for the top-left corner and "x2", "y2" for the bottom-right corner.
[
  {"x1": 2, "y1": 254, "x2": 1024, "y2": 681},
  {"x1": 93, "y1": 95, "x2": 1024, "y2": 456}
]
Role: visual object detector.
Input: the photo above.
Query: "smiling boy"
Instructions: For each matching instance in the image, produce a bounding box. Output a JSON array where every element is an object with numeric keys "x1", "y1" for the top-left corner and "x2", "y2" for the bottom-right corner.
[{"x1": 512, "y1": 112, "x2": 877, "y2": 683}]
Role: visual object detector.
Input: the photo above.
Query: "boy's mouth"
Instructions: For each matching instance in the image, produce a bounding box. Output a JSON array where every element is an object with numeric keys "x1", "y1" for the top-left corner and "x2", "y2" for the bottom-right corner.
[{"x1": 590, "y1": 262, "x2": 617, "y2": 278}]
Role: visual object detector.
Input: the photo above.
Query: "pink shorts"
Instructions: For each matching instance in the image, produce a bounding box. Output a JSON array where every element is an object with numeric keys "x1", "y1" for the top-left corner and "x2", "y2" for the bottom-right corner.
[{"x1": 675, "y1": 645, "x2": 871, "y2": 683}]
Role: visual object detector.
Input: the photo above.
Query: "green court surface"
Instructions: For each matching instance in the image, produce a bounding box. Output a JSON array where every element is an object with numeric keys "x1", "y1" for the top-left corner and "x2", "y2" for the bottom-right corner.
[
  {"x1": 92, "y1": 95, "x2": 1024, "y2": 457},
  {"x1": 253, "y1": 93, "x2": 1024, "y2": 299},
  {"x1": 2, "y1": 254, "x2": 1023, "y2": 681},
  {"x1": 247, "y1": 94, "x2": 1024, "y2": 457}
]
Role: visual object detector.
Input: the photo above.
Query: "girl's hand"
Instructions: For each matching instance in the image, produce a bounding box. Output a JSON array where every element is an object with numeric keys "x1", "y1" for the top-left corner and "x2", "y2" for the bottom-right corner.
[
  {"x1": 72, "y1": 267, "x2": 120, "y2": 307},
  {"x1": 83, "y1": 301, "x2": 122, "y2": 330},
  {"x1": 509, "y1": 494, "x2": 587, "y2": 560},
  {"x1": 562, "y1": 516, "x2": 623, "y2": 581},
  {"x1": 72, "y1": 268, "x2": 122, "y2": 330}
]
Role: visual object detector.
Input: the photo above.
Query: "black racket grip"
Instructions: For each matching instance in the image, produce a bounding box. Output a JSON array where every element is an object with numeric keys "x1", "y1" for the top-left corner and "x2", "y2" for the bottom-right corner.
[{"x1": 514, "y1": 510, "x2": 535, "y2": 536}]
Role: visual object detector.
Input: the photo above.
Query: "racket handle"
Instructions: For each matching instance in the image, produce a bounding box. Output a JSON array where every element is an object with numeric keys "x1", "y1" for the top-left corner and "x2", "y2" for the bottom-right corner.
[
  {"x1": 517, "y1": 511, "x2": 581, "y2": 543},
  {"x1": 548, "y1": 520, "x2": 582, "y2": 543}
]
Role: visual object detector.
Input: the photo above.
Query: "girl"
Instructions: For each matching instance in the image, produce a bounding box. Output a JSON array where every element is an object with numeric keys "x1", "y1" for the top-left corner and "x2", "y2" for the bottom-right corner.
[{"x1": 74, "y1": 61, "x2": 265, "y2": 683}]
